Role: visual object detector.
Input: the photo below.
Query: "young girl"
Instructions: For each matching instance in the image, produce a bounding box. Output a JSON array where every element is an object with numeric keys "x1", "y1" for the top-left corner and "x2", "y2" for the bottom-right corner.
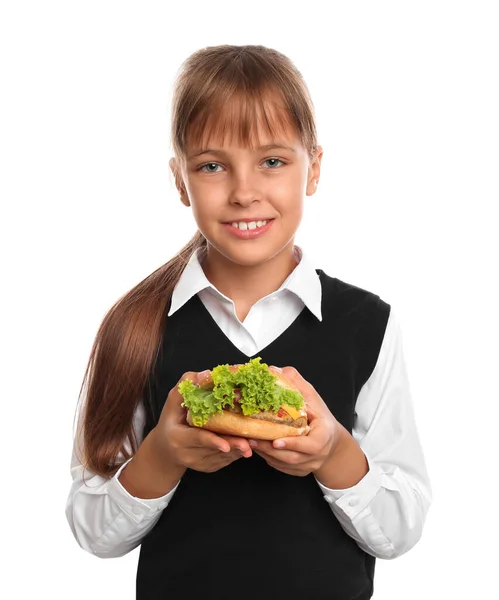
[{"x1": 66, "y1": 44, "x2": 431, "y2": 600}]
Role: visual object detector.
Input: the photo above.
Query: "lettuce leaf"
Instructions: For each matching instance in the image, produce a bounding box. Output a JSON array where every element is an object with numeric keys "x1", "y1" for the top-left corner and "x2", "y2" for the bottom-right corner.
[
  {"x1": 177, "y1": 379, "x2": 231, "y2": 427},
  {"x1": 179, "y1": 357, "x2": 304, "y2": 426}
]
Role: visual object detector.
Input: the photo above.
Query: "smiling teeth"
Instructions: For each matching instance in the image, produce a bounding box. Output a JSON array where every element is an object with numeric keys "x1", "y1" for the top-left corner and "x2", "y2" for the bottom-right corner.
[{"x1": 232, "y1": 220, "x2": 267, "y2": 230}]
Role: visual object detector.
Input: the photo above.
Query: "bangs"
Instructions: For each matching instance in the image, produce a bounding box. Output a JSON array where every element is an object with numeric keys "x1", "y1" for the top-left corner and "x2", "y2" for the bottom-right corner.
[
  {"x1": 171, "y1": 45, "x2": 318, "y2": 161},
  {"x1": 185, "y1": 90, "x2": 297, "y2": 155}
]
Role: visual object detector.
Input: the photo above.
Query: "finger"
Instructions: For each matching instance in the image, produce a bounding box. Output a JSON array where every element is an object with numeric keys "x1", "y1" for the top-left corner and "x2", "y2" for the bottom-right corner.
[
  {"x1": 273, "y1": 428, "x2": 328, "y2": 454},
  {"x1": 213, "y1": 448, "x2": 246, "y2": 468},
  {"x1": 251, "y1": 431, "x2": 326, "y2": 456},
  {"x1": 178, "y1": 371, "x2": 199, "y2": 385},
  {"x1": 226, "y1": 449, "x2": 247, "y2": 461},
  {"x1": 184, "y1": 426, "x2": 232, "y2": 453},
  {"x1": 174, "y1": 369, "x2": 211, "y2": 395},
  {"x1": 271, "y1": 366, "x2": 319, "y2": 421},
  {"x1": 279, "y1": 366, "x2": 330, "y2": 418},
  {"x1": 280, "y1": 366, "x2": 318, "y2": 399},
  {"x1": 218, "y1": 434, "x2": 253, "y2": 455},
  {"x1": 249, "y1": 439, "x2": 301, "y2": 462}
]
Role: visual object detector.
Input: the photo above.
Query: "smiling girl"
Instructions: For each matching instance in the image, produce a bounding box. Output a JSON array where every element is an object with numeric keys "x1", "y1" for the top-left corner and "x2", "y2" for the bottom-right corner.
[{"x1": 66, "y1": 44, "x2": 431, "y2": 600}]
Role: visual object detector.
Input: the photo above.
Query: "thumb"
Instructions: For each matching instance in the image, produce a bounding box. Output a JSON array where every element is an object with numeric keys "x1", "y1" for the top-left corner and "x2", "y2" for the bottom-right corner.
[{"x1": 279, "y1": 366, "x2": 321, "y2": 412}]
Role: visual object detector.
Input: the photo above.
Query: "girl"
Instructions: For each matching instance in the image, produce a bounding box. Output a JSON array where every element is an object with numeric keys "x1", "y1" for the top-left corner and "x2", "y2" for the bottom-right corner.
[{"x1": 66, "y1": 45, "x2": 431, "y2": 600}]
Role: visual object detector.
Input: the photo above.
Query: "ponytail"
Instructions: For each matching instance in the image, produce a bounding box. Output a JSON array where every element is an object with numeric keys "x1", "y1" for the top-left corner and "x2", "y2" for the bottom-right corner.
[{"x1": 77, "y1": 231, "x2": 207, "y2": 478}]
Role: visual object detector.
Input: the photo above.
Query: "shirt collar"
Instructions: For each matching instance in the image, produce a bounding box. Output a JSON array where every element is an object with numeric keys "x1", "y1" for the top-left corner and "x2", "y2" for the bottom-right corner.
[
  {"x1": 168, "y1": 245, "x2": 322, "y2": 321},
  {"x1": 282, "y1": 247, "x2": 323, "y2": 321}
]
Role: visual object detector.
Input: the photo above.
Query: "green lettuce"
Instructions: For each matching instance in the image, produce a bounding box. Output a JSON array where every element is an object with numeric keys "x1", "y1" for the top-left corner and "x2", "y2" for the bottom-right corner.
[{"x1": 178, "y1": 357, "x2": 304, "y2": 426}]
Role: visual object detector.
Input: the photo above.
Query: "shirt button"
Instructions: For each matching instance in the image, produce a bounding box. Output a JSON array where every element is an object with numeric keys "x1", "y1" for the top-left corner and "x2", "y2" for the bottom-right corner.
[
  {"x1": 348, "y1": 497, "x2": 359, "y2": 507},
  {"x1": 132, "y1": 506, "x2": 141, "y2": 515}
]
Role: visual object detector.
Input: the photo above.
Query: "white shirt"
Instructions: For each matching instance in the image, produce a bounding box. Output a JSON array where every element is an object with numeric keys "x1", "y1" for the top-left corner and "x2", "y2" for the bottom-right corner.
[{"x1": 66, "y1": 246, "x2": 431, "y2": 560}]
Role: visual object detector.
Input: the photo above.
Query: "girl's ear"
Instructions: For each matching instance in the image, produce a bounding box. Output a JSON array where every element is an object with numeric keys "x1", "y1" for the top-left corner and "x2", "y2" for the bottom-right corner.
[
  {"x1": 169, "y1": 157, "x2": 190, "y2": 206},
  {"x1": 306, "y1": 145, "x2": 323, "y2": 197}
]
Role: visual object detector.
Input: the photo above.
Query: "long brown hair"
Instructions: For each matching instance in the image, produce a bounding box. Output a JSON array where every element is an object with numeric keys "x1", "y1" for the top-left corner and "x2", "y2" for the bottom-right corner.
[{"x1": 77, "y1": 44, "x2": 319, "y2": 478}]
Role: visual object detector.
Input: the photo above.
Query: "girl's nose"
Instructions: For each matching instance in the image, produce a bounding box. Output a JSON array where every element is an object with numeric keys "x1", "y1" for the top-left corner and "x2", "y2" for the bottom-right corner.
[{"x1": 228, "y1": 176, "x2": 261, "y2": 207}]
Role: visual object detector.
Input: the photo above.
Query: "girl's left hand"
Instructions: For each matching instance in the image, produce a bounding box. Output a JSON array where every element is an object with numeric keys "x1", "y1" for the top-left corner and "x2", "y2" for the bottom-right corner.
[{"x1": 250, "y1": 366, "x2": 340, "y2": 477}]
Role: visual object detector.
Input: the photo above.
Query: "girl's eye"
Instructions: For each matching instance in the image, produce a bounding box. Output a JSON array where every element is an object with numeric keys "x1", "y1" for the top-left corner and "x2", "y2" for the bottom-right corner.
[
  {"x1": 199, "y1": 163, "x2": 223, "y2": 173},
  {"x1": 263, "y1": 158, "x2": 284, "y2": 169}
]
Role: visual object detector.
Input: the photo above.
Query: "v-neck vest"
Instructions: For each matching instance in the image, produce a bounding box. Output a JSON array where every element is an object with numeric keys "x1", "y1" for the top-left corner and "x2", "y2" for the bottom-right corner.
[{"x1": 137, "y1": 269, "x2": 390, "y2": 600}]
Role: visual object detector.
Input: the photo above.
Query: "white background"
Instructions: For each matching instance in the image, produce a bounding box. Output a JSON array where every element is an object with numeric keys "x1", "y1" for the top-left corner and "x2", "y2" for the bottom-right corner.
[{"x1": 1, "y1": 1, "x2": 498, "y2": 598}]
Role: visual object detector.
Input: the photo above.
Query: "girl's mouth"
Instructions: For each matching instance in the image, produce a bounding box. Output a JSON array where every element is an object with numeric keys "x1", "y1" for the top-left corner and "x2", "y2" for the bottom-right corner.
[{"x1": 222, "y1": 219, "x2": 275, "y2": 239}]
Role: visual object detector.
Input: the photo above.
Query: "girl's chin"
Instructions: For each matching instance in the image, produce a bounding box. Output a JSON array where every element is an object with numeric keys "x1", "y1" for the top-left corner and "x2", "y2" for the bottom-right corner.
[{"x1": 206, "y1": 239, "x2": 296, "y2": 269}]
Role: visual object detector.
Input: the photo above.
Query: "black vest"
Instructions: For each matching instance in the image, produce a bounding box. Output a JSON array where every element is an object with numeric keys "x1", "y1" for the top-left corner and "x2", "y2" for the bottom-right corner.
[{"x1": 137, "y1": 270, "x2": 390, "y2": 600}]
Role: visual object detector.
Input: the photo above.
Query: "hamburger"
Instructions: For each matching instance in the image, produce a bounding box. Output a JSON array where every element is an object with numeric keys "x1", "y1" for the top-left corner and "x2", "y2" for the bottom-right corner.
[{"x1": 178, "y1": 357, "x2": 310, "y2": 440}]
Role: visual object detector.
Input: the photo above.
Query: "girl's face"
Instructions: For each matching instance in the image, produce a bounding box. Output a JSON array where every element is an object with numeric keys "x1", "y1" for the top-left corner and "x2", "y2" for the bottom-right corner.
[{"x1": 171, "y1": 106, "x2": 322, "y2": 270}]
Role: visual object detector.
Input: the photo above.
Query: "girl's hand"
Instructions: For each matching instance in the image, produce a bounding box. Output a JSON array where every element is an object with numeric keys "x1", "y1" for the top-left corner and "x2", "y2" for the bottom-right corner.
[
  {"x1": 250, "y1": 366, "x2": 340, "y2": 477},
  {"x1": 152, "y1": 371, "x2": 253, "y2": 473}
]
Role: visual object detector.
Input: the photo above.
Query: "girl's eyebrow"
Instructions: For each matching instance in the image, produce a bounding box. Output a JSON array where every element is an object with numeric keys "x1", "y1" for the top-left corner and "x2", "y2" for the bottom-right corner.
[{"x1": 188, "y1": 143, "x2": 296, "y2": 159}]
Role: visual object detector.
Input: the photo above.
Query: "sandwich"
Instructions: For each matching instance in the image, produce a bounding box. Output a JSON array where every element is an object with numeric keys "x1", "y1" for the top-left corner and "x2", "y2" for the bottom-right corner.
[{"x1": 178, "y1": 357, "x2": 310, "y2": 440}]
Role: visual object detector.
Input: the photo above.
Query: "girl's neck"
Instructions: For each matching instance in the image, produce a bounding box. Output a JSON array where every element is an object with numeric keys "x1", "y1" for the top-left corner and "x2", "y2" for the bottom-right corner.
[{"x1": 201, "y1": 243, "x2": 298, "y2": 322}]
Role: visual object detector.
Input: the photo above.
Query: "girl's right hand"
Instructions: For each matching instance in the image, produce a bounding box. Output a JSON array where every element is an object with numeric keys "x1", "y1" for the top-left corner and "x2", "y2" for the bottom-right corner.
[{"x1": 151, "y1": 371, "x2": 253, "y2": 473}]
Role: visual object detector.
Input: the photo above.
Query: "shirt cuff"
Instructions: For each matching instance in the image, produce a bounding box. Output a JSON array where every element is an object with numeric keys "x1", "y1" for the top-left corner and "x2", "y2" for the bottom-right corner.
[
  {"x1": 315, "y1": 453, "x2": 383, "y2": 519},
  {"x1": 107, "y1": 458, "x2": 181, "y2": 524}
]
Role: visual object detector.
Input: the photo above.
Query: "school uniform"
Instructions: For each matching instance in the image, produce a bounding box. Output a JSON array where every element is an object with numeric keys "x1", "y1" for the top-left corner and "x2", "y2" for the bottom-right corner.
[
  {"x1": 66, "y1": 246, "x2": 431, "y2": 599},
  {"x1": 137, "y1": 247, "x2": 430, "y2": 599}
]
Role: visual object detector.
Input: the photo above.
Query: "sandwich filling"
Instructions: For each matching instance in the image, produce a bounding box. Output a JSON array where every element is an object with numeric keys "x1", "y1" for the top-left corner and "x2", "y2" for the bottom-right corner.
[{"x1": 178, "y1": 357, "x2": 306, "y2": 427}]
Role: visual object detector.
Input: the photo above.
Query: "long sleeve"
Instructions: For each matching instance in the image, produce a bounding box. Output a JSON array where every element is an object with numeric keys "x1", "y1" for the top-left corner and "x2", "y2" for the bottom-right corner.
[
  {"x1": 315, "y1": 309, "x2": 432, "y2": 559},
  {"x1": 65, "y1": 399, "x2": 179, "y2": 558}
]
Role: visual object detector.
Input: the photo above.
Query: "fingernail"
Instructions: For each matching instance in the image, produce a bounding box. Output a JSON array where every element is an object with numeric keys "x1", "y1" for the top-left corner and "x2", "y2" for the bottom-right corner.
[
  {"x1": 248, "y1": 439, "x2": 257, "y2": 448},
  {"x1": 274, "y1": 440, "x2": 285, "y2": 448}
]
